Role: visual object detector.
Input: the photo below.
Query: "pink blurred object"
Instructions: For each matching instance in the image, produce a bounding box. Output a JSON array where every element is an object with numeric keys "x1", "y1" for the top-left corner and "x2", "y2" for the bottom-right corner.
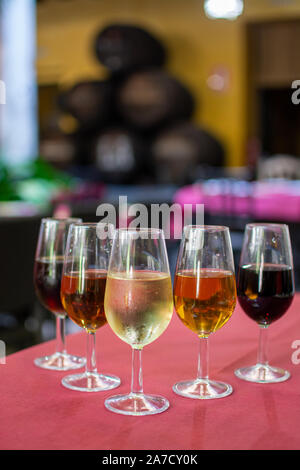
[
  {"x1": 53, "y1": 203, "x2": 72, "y2": 219},
  {"x1": 173, "y1": 184, "x2": 204, "y2": 208},
  {"x1": 202, "y1": 180, "x2": 226, "y2": 215},
  {"x1": 204, "y1": 194, "x2": 224, "y2": 214},
  {"x1": 230, "y1": 181, "x2": 253, "y2": 216},
  {"x1": 231, "y1": 195, "x2": 252, "y2": 216},
  {"x1": 253, "y1": 193, "x2": 300, "y2": 221},
  {"x1": 252, "y1": 182, "x2": 300, "y2": 221},
  {"x1": 52, "y1": 182, "x2": 106, "y2": 204},
  {"x1": 174, "y1": 180, "x2": 300, "y2": 221}
]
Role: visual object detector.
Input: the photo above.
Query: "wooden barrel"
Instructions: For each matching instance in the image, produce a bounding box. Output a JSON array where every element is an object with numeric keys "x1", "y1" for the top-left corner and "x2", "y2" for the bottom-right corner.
[
  {"x1": 117, "y1": 69, "x2": 195, "y2": 130},
  {"x1": 152, "y1": 122, "x2": 225, "y2": 184},
  {"x1": 91, "y1": 127, "x2": 153, "y2": 184},
  {"x1": 94, "y1": 24, "x2": 166, "y2": 73},
  {"x1": 39, "y1": 134, "x2": 77, "y2": 168},
  {"x1": 57, "y1": 80, "x2": 114, "y2": 130}
]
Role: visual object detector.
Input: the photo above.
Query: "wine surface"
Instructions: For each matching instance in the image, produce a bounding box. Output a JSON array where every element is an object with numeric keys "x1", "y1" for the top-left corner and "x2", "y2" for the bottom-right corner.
[
  {"x1": 237, "y1": 263, "x2": 294, "y2": 326},
  {"x1": 104, "y1": 271, "x2": 173, "y2": 348},
  {"x1": 34, "y1": 256, "x2": 65, "y2": 316},
  {"x1": 174, "y1": 269, "x2": 236, "y2": 337},
  {"x1": 61, "y1": 269, "x2": 107, "y2": 332}
]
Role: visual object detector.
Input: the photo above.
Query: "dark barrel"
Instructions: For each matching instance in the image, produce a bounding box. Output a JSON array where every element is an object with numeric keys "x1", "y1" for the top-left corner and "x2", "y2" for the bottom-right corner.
[
  {"x1": 117, "y1": 69, "x2": 195, "y2": 130},
  {"x1": 94, "y1": 24, "x2": 166, "y2": 73},
  {"x1": 57, "y1": 80, "x2": 114, "y2": 130},
  {"x1": 90, "y1": 127, "x2": 153, "y2": 184},
  {"x1": 152, "y1": 122, "x2": 225, "y2": 184},
  {"x1": 39, "y1": 134, "x2": 78, "y2": 168}
]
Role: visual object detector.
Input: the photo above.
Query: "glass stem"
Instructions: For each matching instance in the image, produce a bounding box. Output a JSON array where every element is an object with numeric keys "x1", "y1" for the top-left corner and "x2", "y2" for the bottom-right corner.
[
  {"x1": 56, "y1": 315, "x2": 66, "y2": 355},
  {"x1": 197, "y1": 336, "x2": 209, "y2": 381},
  {"x1": 257, "y1": 326, "x2": 269, "y2": 366},
  {"x1": 86, "y1": 331, "x2": 97, "y2": 375},
  {"x1": 131, "y1": 347, "x2": 143, "y2": 395}
]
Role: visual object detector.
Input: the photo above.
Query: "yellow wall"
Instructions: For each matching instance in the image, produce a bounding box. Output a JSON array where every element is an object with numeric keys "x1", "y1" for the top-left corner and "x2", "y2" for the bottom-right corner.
[{"x1": 36, "y1": 0, "x2": 300, "y2": 168}]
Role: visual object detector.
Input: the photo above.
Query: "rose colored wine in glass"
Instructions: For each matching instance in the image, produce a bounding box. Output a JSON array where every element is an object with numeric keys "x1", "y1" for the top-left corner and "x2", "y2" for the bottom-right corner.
[
  {"x1": 60, "y1": 222, "x2": 120, "y2": 392},
  {"x1": 235, "y1": 223, "x2": 295, "y2": 383},
  {"x1": 33, "y1": 217, "x2": 85, "y2": 370}
]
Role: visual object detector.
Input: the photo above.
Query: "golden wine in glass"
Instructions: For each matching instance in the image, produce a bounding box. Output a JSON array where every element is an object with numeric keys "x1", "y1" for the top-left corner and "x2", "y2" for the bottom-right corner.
[
  {"x1": 60, "y1": 222, "x2": 120, "y2": 392},
  {"x1": 173, "y1": 225, "x2": 236, "y2": 399}
]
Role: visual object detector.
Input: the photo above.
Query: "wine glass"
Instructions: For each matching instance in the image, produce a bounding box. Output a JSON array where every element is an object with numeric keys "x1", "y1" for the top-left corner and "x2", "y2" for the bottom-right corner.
[
  {"x1": 235, "y1": 223, "x2": 295, "y2": 383},
  {"x1": 60, "y1": 222, "x2": 120, "y2": 392},
  {"x1": 104, "y1": 228, "x2": 173, "y2": 416},
  {"x1": 33, "y1": 217, "x2": 86, "y2": 370},
  {"x1": 173, "y1": 225, "x2": 237, "y2": 399}
]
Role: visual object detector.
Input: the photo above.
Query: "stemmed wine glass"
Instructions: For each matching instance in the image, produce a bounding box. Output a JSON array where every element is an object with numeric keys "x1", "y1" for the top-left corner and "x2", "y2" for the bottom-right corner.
[
  {"x1": 235, "y1": 223, "x2": 295, "y2": 383},
  {"x1": 104, "y1": 228, "x2": 173, "y2": 415},
  {"x1": 173, "y1": 225, "x2": 237, "y2": 399},
  {"x1": 33, "y1": 217, "x2": 86, "y2": 370},
  {"x1": 60, "y1": 222, "x2": 120, "y2": 392}
]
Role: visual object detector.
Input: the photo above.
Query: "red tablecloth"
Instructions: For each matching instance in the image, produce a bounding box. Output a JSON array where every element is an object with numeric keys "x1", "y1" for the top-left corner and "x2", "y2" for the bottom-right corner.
[{"x1": 1, "y1": 296, "x2": 300, "y2": 450}]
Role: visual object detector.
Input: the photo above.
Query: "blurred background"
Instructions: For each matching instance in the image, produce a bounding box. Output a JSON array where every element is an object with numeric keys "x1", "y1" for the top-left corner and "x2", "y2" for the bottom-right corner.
[{"x1": 1, "y1": 0, "x2": 300, "y2": 353}]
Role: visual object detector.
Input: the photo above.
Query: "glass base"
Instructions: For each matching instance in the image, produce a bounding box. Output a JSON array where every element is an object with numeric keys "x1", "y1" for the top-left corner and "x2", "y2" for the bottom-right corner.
[
  {"x1": 105, "y1": 392, "x2": 170, "y2": 416},
  {"x1": 61, "y1": 371, "x2": 121, "y2": 392},
  {"x1": 173, "y1": 378, "x2": 233, "y2": 399},
  {"x1": 235, "y1": 363, "x2": 290, "y2": 383},
  {"x1": 34, "y1": 352, "x2": 86, "y2": 371}
]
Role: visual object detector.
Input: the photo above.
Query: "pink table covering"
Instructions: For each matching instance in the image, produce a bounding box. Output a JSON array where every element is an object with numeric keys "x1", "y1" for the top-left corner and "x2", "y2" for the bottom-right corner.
[{"x1": 1, "y1": 296, "x2": 300, "y2": 450}]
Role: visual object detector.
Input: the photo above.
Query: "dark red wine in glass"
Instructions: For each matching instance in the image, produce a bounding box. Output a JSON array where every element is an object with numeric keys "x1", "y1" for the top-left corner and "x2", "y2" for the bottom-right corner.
[
  {"x1": 33, "y1": 218, "x2": 85, "y2": 371},
  {"x1": 237, "y1": 263, "x2": 294, "y2": 326},
  {"x1": 235, "y1": 223, "x2": 295, "y2": 384},
  {"x1": 34, "y1": 256, "x2": 65, "y2": 316}
]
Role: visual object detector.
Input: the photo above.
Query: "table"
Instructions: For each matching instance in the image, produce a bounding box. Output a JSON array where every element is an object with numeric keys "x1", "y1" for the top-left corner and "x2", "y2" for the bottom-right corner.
[{"x1": 1, "y1": 296, "x2": 300, "y2": 450}]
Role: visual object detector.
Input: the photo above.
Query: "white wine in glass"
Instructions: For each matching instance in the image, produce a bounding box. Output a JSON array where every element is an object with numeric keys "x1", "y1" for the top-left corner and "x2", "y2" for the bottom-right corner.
[{"x1": 104, "y1": 228, "x2": 173, "y2": 416}]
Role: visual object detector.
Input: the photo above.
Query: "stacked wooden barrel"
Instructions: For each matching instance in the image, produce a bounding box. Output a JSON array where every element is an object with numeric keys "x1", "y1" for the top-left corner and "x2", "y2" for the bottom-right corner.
[{"x1": 55, "y1": 24, "x2": 224, "y2": 184}]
